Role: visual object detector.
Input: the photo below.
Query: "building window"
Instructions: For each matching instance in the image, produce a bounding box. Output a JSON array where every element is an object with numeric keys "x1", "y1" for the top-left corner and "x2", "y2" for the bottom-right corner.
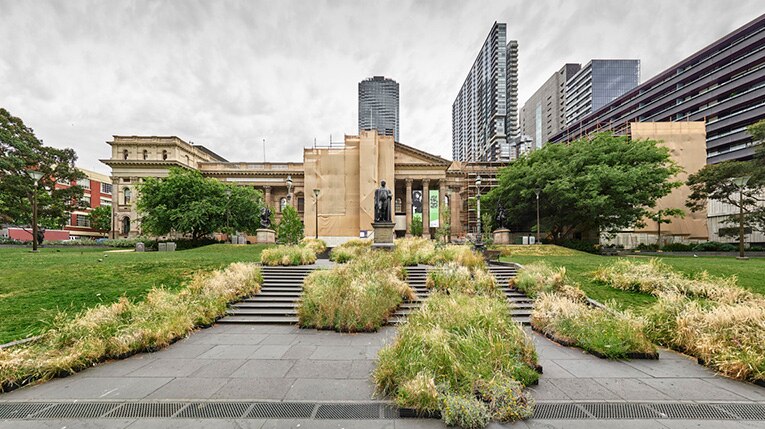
[
  {"x1": 101, "y1": 183, "x2": 112, "y2": 194},
  {"x1": 280, "y1": 197, "x2": 288, "y2": 212},
  {"x1": 123, "y1": 149, "x2": 129, "y2": 160},
  {"x1": 297, "y1": 197, "x2": 305, "y2": 212},
  {"x1": 121, "y1": 217, "x2": 130, "y2": 235},
  {"x1": 76, "y1": 214, "x2": 90, "y2": 227},
  {"x1": 79, "y1": 180, "x2": 90, "y2": 189},
  {"x1": 395, "y1": 197, "x2": 402, "y2": 214},
  {"x1": 162, "y1": 150, "x2": 168, "y2": 160},
  {"x1": 143, "y1": 149, "x2": 148, "y2": 160},
  {"x1": 185, "y1": 155, "x2": 190, "y2": 165},
  {"x1": 123, "y1": 187, "x2": 132, "y2": 204}
]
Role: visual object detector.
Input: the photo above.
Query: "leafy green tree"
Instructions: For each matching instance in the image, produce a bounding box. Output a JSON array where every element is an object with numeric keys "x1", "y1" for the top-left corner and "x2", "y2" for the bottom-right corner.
[
  {"x1": 410, "y1": 213, "x2": 423, "y2": 237},
  {"x1": 137, "y1": 167, "x2": 264, "y2": 242},
  {"x1": 648, "y1": 208, "x2": 685, "y2": 248},
  {"x1": 484, "y1": 133, "x2": 681, "y2": 242},
  {"x1": 277, "y1": 205, "x2": 304, "y2": 244},
  {"x1": 435, "y1": 202, "x2": 451, "y2": 243},
  {"x1": 0, "y1": 108, "x2": 86, "y2": 230},
  {"x1": 89, "y1": 205, "x2": 113, "y2": 232}
]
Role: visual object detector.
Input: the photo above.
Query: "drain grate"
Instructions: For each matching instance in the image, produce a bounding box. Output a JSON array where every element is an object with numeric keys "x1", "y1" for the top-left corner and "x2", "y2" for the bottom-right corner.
[
  {"x1": 177, "y1": 402, "x2": 251, "y2": 418},
  {"x1": 580, "y1": 403, "x2": 662, "y2": 419},
  {"x1": 315, "y1": 403, "x2": 383, "y2": 419},
  {"x1": 533, "y1": 403, "x2": 590, "y2": 419},
  {"x1": 33, "y1": 402, "x2": 120, "y2": 419},
  {"x1": 715, "y1": 403, "x2": 765, "y2": 420},
  {"x1": 647, "y1": 403, "x2": 734, "y2": 420},
  {"x1": 246, "y1": 402, "x2": 314, "y2": 419},
  {"x1": 104, "y1": 402, "x2": 186, "y2": 418},
  {"x1": 0, "y1": 403, "x2": 53, "y2": 419},
  {"x1": 381, "y1": 404, "x2": 399, "y2": 419}
]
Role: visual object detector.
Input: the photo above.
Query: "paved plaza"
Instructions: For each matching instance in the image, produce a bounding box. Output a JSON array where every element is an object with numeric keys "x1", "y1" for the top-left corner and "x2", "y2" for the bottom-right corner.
[{"x1": 1, "y1": 323, "x2": 763, "y2": 428}]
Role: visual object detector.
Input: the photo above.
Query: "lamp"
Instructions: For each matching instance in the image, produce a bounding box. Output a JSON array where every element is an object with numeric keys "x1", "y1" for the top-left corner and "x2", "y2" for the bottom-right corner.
[
  {"x1": 28, "y1": 170, "x2": 44, "y2": 252},
  {"x1": 534, "y1": 188, "x2": 541, "y2": 245},
  {"x1": 733, "y1": 176, "x2": 751, "y2": 260},
  {"x1": 286, "y1": 175, "x2": 293, "y2": 204},
  {"x1": 474, "y1": 175, "x2": 484, "y2": 251},
  {"x1": 313, "y1": 189, "x2": 320, "y2": 239}
]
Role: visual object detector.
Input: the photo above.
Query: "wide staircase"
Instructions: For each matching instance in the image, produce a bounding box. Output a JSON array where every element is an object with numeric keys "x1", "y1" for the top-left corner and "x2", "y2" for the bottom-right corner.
[
  {"x1": 389, "y1": 264, "x2": 533, "y2": 325},
  {"x1": 218, "y1": 265, "x2": 316, "y2": 324}
]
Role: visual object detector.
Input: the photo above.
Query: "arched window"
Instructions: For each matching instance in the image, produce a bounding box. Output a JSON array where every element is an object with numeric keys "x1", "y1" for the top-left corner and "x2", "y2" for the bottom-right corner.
[
  {"x1": 162, "y1": 150, "x2": 168, "y2": 160},
  {"x1": 143, "y1": 149, "x2": 148, "y2": 160},
  {"x1": 185, "y1": 155, "x2": 190, "y2": 165},
  {"x1": 121, "y1": 217, "x2": 130, "y2": 235},
  {"x1": 395, "y1": 197, "x2": 403, "y2": 214},
  {"x1": 123, "y1": 149, "x2": 129, "y2": 160},
  {"x1": 444, "y1": 195, "x2": 450, "y2": 208},
  {"x1": 279, "y1": 197, "x2": 288, "y2": 212},
  {"x1": 123, "y1": 187, "x2": 132, "y2": 204}
]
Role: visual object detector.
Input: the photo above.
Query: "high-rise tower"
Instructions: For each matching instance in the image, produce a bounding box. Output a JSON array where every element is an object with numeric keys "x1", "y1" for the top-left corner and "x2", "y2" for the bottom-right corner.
[{"x1": 358, "y1": 76, "x2": 400, "y2": 142}]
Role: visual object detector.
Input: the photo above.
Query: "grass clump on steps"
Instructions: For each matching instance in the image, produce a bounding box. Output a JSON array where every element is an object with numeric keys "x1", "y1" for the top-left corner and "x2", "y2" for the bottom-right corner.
[
  {"x1": 260, "y1": 245, "x2": 317, "y2": 266},
  {"x1": 0, "y1": 263, "x2": 262, "y2": 392},
  {"x1": 297, "y1": 251, "x2": 414, "y2": 332}
]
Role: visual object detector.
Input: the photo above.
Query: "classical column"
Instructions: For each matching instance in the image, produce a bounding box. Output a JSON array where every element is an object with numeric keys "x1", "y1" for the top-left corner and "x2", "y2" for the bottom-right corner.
[
  {"x1": 451, "y1": 187, "x2": 461, "y2": 237},
  {"x1": 405, "y1": 179, "x2": 413, "y2": 237},
  {"x1": 422, "y1": 179, "x2": 430, "y2": 239},
  {"x1": 439, "y1": 181, "x2": 447, "y2": 231},
  {"x1": 263, "y1": 186, "x2": 272, "y2": 208}
]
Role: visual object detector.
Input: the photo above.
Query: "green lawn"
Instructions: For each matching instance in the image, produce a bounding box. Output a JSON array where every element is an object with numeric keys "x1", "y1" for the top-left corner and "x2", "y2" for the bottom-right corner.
[
  {"x1": 0, "y1": 244, "x2": 269, "y2": 343},
  {"x1": 505, "y1": 248, "x2": 765, "y2": 310}
]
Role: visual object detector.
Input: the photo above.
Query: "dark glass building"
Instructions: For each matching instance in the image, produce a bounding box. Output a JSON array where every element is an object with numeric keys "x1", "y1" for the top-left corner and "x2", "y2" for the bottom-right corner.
[
  {"x1": 550, "y1": 14, "x2": 765, "y2": 163},
  {"x1": 564, "y1": 60, "x2": 640, "y2": 126},
  {"x1": 359, "y1": 76, "x2": 400, "y2": 142}
]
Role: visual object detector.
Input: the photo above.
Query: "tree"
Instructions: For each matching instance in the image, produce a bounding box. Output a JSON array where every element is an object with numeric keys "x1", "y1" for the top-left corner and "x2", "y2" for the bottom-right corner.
[
  {"x1": 648, "y1": 208, "x2": 685, "y2": 248},
  {"x1": 89, "y1": 205, "x2": 112, "y2": 233},
  {"x1": 0, "y1": 108, "x2": 86, "y2": 233},
  {"x1": 137, "y1": 167, "x2": 264, "y2": 242},
  {"x1": 410, "y1": 213, "x2": 423, "y2": 237},
  {"x1": 277, "y1": 205, "x2": 304, "y2": 244},
  {"x1": 435, "y1": 201, "x2": 451, "y2": 243},
  {"x1": 484, "y1": 133, "x2": 681, "y2": 243},
  {"x1": 686, "y1": 149, "x2": 765, "y2": 258}
]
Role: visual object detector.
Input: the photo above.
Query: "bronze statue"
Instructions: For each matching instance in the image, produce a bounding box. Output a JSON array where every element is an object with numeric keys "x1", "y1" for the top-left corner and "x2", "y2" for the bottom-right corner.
[
  {"x1": 495, "y1": 201, "x2": 508, "y2": 229},
  {"x1": 260, "y1": 206, "x2": 272, "y2": 229},
  {"x1": 374, "y1": 180, "x2": 392, "y2": 223}
]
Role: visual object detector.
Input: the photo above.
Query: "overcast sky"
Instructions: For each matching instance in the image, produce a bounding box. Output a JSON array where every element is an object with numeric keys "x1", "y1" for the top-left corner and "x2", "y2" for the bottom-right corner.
[{"x1": 1, "y1": 0, "x2": 762, "y2": 174}]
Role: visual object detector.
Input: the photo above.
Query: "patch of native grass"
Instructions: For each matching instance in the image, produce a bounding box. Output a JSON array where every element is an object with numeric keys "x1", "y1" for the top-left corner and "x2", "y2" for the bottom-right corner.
[
  {"x1": 0, "y1": 263, "x2": 262, "y2": 392},
  {"x1": 531, "y1": 292, "x2": 656, "y2": 359},
  {"x1": 300, "y1": 238, "x2": 327, "y2": 255},
  {"x1": 374, "y1": 292, "x2": 537, "y2": 423},
  {"x1": 297, "y1": 251, "x2": 414, "y2": 332},
  {"x1": 329, "y1": 238, "x2": 372, "y2": 263},
  {"x1": 492, "y1": 244, "x2": 578, "y2": 257},
  {"x1": 393, "y1": 237, "x2": 437, "y2": 266},
  {"x1": 426, "y1": 263, "x2": 498, "y2": 297},
  {"x1": 593, "y1": 258, "x2": 757, "y2": 304},
  {"x1": 0, "y1": 244, "x2": 269, "y2": 344},
  {"x1": 260, "y1": 245, "x2": 317, "y2": 266},
  {"x1": 429, "y1": 245, "x2": 486, "y2": 270},
  {"x1": 510, "y1": 262, "x2": 578, "y2": 299}
]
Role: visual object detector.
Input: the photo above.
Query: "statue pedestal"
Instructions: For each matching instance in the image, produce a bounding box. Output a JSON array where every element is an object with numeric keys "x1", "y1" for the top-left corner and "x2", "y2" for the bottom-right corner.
[
  {"x1": 372, "y1": 222, "x2": 396, "y2": 250},
  {"x1": 256, "y1": 228, "x2": 276, "y2": 244},
  {"x1": 493, "y1": 228, "x2": 511, "y2": 245}
]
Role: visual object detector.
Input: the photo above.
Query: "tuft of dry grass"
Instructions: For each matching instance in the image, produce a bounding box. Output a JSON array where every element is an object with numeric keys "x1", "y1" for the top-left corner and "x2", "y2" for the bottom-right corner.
[
  {"x1": 329, "y1": 238, "x2": 372, "y2": 263},
  {"x1": 260, "y1": 245, "x2": 317, "y2": 266},
  {"x1": 510, "y1": 263, "x2": 571, "y2": 299},
  {"x1": 300, "y1": 238, "x2": 327, "y2": 255},
  {"x1": 0, "y1": 263, "x2": 261, "y2": 392},
  {"x1": 426, "y1": 263, "x2": 498, "y2": 297},
  {"x1": 298, "y1": 251, "x2": 414, "y2": 331}
]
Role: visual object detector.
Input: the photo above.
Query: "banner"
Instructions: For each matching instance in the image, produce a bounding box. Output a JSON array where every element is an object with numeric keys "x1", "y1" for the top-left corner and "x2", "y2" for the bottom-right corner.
[
  {"x1": 412, "y1": 190, "x2": 423, "y2": 214},
  {"x1": 429, "y1": 190, "x2": 439, "y2": 228}
]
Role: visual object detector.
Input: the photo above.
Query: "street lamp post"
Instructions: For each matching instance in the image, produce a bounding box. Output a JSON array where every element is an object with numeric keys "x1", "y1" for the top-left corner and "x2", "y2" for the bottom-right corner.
[
  {"x1": 286, "y1": 175, "x2": 293, "y2": 205},
  {"x1": 313, "y1": 189, "x2": 320, "y2": 240},
  {"x1": 534, "y1": 188, "x2": 541, "y2": 245},
  {"x1": 733, "y1": 176, "x2": 751, "y2": 260},
  {"x1": 225, "y1": 188, "x2": 232, "y2": 241},
  {"x1": 29, "y1": 170, "x2": 44, "y2": 252},
  {"x1": 474, "y1": 175, "x2": 484, "y2": 251}
]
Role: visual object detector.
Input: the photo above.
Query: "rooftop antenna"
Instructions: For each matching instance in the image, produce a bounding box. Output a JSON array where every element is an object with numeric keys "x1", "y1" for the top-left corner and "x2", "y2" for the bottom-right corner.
[
  {"x1": 330, "y1": 134, "x2": 332, "y2": 148},
  {"x1": 314, "y1": 137, "x2": 316, "y2": 149},
  {"x1": 263, "y1": 138, "x2": 266, "y2": 162}
]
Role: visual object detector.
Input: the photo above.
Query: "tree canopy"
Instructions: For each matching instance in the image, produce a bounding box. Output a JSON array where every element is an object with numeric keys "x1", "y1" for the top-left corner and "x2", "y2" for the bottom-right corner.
[
  {"x1": 88, "y1": 205, "x2": 112, "y2": 232},
  {"x1": 484, "y1": 133, "x2": 681, "y2": 242},
  {"x1": 0, "y1": 108, "x2": 86, "y2": 229},
  {"x1": 277, "y1": 204, "x2": 304, "y2": 245},
  {"x1": 137, "y1": 167, "x2": 265, "y2": 241}
]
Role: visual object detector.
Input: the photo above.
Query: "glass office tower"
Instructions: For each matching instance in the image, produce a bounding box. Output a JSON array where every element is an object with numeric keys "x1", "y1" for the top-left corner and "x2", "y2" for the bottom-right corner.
[{"x1": 358, "y1": 76, "x2": 400, "y2": 142}]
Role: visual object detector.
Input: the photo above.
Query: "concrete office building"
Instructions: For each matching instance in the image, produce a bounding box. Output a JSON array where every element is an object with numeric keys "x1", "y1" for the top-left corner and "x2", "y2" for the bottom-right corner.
[
  {"x1": 549, "y1": 14, "x2": 765, "y2": 164},
  {"x1": 358, "y1": 76, "x2": 400, "y2": 142},
  {"x1": 564, "y1": 59, "x2": 640, "y2": 127},
  {"x1": 452, "y1": 23, "x2": 519, "y2": 162},
  {"x1": 520, "y1": 63, "x2": 581, "y2": 149}
]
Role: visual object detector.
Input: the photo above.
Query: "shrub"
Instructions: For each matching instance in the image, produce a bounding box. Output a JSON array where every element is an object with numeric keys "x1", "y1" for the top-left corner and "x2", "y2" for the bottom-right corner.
[
  {"x1": 260, "y1": 245, "x2": 317, "y2": 266},
  {"x1": 410, "y1": 213, "x2": 424, "y2": 237},
  {"x1": 510, "y1": 262, "x2": 570, "y2": 299},
  {"x1": 297, "y1": 251, "x2": 413, "y2": 332},
  {"x1": 374, "y1": 293, "x2": 539, "y2": 413},
  {"x1": 277, "y1": 205, "x2": 304, "y2": 245},
  {"x1": 44, "y1": 238, "x2": 99, "y2": 246},
  {"x1": 474, "y1": 376, "x2": 535, "y2": 422},
  {"x1": 426, "y1": 263, "x2": 497, "y2": 297},
  {"x1": 0, "y1": 263, "x2": 261, "y2": 392},
  {"x1": 329, "y1": 238, "x2": 371, "y2": 263},
  {"x1": 393, "y1": 237, "x2": 436, "y2": 266},
  {"x1": 300, "y1": 238, "x2": 327, "y2": 255},
  {"x1": 661, "y1": 243, "x2": 695, "y2": 252},
  {"x1": 692, "y1": 241, "x2": 738, "y2": 252},
  {"x1": 560, "y1": 239, "x2": 599, "y2": 254},
  {"x1": 531, "y1": 293, "x2": 656, "y2": 359},
  {"x1": 440, "y1": 395, "x2": 491, "y2": 429}
]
